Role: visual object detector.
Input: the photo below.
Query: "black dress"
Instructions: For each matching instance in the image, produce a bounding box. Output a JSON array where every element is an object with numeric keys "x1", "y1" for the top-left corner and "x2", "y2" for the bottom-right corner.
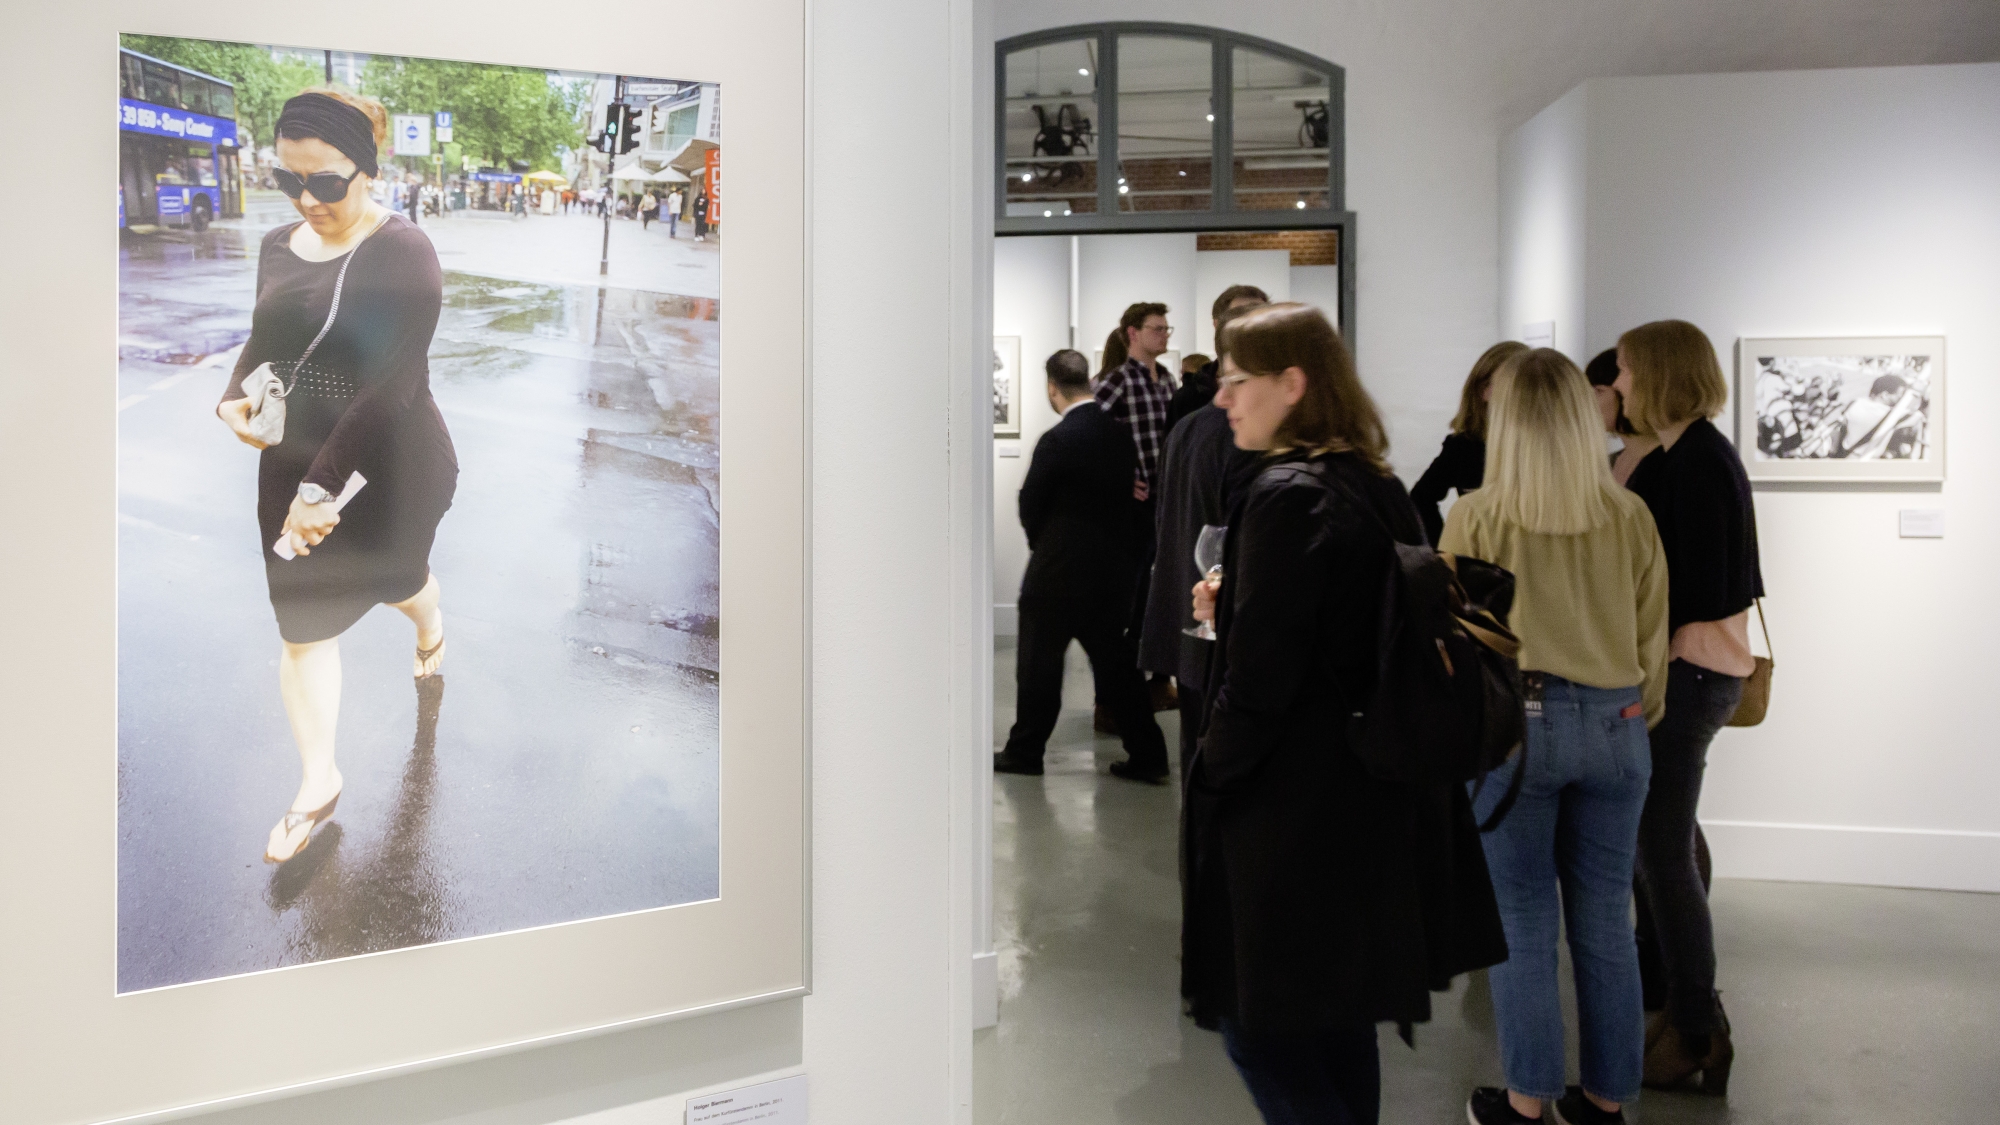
[
  {"x1": 1409, "y1": 431, "x2": 1484, "y2": 546},
  {"x1": 1182, "y1": 450, "x2": 1506, "y2": 1035},
  {"x1": 223, "y1": 215, "x2": 457, "y2": 643}
]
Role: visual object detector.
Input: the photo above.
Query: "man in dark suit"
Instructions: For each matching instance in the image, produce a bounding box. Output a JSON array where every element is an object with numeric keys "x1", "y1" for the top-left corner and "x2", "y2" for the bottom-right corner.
[
  {"x1": 995, "y1": 350, "x2": 1170, "y2": 782},
  {"x1": 1140, "y1": 299, "x2": 1265, "y2": 785}
]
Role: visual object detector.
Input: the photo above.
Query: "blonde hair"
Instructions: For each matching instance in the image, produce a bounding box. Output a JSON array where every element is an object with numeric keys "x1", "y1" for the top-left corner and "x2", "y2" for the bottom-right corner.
[
  {"x1": 1482, "y1": 348, "x2": 1623, "y2": 535},
  {"x1": 1451, "y1": 341, "x2": 1530, "y2": 441},
  {"x1": 1617, "y1": 319, "x2": 1727, "y2": 433},
  {"x1": 294, "y1": 86, "x2": 390, "y2": 149},
  {"x1": 1221, "y1": 302, "x2": 1391, "y2": 474}
]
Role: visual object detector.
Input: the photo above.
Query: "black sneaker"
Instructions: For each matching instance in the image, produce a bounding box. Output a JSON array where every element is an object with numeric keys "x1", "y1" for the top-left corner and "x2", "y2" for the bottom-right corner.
[
  {"x1": 1107, "y1": 759, "x2": 1168, "y2": 784},
  {"x1": 1467, "y1": 1087, "x2": 1543, "y2": 1125},
  {"x1": 992, "y1": 751, "x2": 1043, "y2": 776},
  {"x1": 1551, "y1": 1087, "x2": 1624, "y2": 1125}
]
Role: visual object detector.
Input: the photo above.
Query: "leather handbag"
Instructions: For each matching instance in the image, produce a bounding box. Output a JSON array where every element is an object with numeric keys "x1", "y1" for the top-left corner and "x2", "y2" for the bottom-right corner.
[
  {"x1": 238, "y1": 217, "x2": 380, "y2": 445},
  {"x1": 1726, "y1": 598, "x2": 1773, "y2": 727}
]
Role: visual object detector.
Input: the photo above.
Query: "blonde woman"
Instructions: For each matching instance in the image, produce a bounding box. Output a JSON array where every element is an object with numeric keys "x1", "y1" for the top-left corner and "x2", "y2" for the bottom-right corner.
[
  {"x1": 1185, "y1": 304, "x2": 1506, "y2": 1125},
  {"x1": 1613, "y1": 320, "x2": 1762, "y2": 1094},
  {"x1": 1411, "y1": 341, "x2": 1529, "y2": 545},
  {"x1": 1443, "y1": 349, "x2": 1669, "y2": 1125}
]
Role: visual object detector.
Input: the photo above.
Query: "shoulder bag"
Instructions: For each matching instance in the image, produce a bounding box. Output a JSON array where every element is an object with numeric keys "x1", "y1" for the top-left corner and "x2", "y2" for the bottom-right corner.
[
  {"x1": 1726, "y1": 598, "x2": 1774, "y2": 727},
  {"x1": 239, "y1": 217, "x2": 382, "y2": 446}
]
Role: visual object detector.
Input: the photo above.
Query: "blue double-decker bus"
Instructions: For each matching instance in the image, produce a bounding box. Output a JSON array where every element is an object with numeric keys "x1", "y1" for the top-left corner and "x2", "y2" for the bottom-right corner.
[{"x1": 119, "y1": 48, "x2": 243, "y2": 231}]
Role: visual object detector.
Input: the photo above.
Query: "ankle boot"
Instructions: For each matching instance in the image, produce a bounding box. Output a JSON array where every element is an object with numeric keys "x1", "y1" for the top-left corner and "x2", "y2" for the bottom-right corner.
[{"x1": 1643, "y1": 993, "x2": 1733, "y2": 1096}]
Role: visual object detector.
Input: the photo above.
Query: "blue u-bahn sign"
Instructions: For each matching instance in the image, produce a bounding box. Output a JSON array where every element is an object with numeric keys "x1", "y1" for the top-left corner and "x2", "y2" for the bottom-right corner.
[{"x1": 118, "y1": 98, "x2": 238, "y2": 146}]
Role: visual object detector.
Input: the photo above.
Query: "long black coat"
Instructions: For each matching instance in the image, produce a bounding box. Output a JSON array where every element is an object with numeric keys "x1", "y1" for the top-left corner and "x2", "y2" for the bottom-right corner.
[
  {"x1": 1137, "y1": 404, "x2": 1248, "y2": 689},
  {"x1": 1183, "y1": 450, "x2": 1508, "y2": 1034},
  {"x1": 1018, "y1": 402, "x2": 1144, "y2": 607}
]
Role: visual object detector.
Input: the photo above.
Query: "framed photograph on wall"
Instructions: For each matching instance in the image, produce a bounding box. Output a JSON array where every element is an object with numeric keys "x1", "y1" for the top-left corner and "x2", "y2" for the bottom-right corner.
[
  {"x1": 993, "y1": 335, "x2": 1021, "y2": 437},
  {"x1": 3, "y1": 11, "x2": 805, "y2": 1125},
  {"x1": 1736, "y1": 336, "x2": 1946, "y2": 483}
]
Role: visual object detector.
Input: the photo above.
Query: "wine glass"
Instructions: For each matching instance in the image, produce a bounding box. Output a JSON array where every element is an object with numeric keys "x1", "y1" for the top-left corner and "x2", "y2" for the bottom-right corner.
[{"x1": 1183, "y1": 524, "x2": 1227, "y2": 640}]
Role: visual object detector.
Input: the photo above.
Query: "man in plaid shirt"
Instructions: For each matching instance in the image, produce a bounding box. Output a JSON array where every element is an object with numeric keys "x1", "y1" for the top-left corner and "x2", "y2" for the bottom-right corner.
[{"x1": 1095, "y1": 302, "x2": 1178, "y2": 502}]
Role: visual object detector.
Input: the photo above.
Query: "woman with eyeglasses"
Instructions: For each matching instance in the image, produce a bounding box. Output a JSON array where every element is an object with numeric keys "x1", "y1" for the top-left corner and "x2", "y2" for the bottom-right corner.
[
  {"x1": 215, "y1": 89, "x2": 458, "y2": 864},
  {"x1": 1184, "y1": 303, "x2": 1506, "y2": 1125}
]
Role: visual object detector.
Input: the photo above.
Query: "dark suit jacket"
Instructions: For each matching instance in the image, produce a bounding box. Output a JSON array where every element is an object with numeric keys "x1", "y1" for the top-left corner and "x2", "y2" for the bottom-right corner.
[
  {"x1": 1166, "y1": 359, "x2": 1219, "y2": 436},
  {"x1": 1138, "y1": 404, "x2": 1248, "y2": 688},
  {"x1": 1019, "y1": 402, "x2": 1144, "y2": 608}
]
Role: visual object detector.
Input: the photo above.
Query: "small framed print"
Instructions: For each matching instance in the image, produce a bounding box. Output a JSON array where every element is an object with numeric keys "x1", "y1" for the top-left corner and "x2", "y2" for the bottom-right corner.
[
  {"x1": 1737, "y1": 336, "x2": 1945, "y2": 483},
  {"x1": 993, "y1": 335, "x2": 1022, "y2": 437}
]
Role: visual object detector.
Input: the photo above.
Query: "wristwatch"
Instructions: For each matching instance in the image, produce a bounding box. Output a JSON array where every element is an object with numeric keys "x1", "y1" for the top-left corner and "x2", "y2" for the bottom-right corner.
[{"x1": 298, "y1": 482, "x2": 335, "y2": 506}]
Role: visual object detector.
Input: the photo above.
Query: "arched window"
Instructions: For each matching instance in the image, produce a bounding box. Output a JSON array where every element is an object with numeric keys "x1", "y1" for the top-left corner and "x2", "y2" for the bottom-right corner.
[{"x1": 998, "y1": 22, "x2": 1353, "y2": 334}]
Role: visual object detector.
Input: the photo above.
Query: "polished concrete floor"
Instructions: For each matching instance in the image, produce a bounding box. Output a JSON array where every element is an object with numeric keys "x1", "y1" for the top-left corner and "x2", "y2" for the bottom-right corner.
[{"x1": 975, "y1": 637, "x2": 2000, "y2": 1124}]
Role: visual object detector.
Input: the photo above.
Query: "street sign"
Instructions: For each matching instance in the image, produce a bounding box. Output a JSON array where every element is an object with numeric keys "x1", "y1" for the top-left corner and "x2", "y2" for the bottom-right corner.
[
  {"x1": 624, "y1": 81, "x2": 680, "y2": 97},
  {"x1": 437, "y1": 127, "x2": 454, "y2": 143},
  {"x1": 705, "y1": 147, "x2": 722, "y2": 222},
  {"x1": 392, "y1": 114, "x2": 432, "y2": 156},
  {"x1": 435, "y1": 111, "x2": 452, "y2": 127}
]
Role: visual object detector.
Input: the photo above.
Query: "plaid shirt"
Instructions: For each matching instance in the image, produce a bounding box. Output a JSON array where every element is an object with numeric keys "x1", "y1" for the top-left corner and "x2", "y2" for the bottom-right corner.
[{"x1": 1094, "y1": 356, "x2": 1176, "y2": 500}]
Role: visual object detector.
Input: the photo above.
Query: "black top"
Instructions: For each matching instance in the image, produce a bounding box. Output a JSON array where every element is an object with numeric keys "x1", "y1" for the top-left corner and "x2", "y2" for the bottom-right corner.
[
  {"x1": 225, "y1": 216, "x2": 457, "y2": 643},
  {"x1": 1165, "y1": 359, "x2": 1218, "y2": 436},
  {"x1": 1017, "y1": 402, "x2": 1144, "y2": 607},
  {"x1": 1409, "y1": 432, "x2": 1484, "y2": 546},
  {"x1": 1625, "y1": 418, "x2": 1764, "y2": 632},
  {"x1": 1137, "y1": 404, "x2": 1252, "y2": 687},
  {"x1": 1182, "y1": 451, "x2": 1507, "y2": 1033}
]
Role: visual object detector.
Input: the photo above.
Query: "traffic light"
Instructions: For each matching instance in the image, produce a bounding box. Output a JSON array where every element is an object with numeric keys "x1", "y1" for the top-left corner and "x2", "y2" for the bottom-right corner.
[
  {"x1": 594, "y1": 105, "x2": 625, "y2": 154},
  {"x1": 618, "y1": 104, "x2": 643, "y2": 155}
]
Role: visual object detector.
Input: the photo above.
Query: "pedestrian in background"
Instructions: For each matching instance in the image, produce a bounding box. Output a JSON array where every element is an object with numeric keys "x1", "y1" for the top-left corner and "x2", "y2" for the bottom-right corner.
[
  {"x1": 693, "y1": 190, "x2": 710, "y2": 241},
  {"x1": 1445, "y1": 348, "x2": 1668, "y2": 1125},
  {"x1": 1185, "y1": 303, "x2": 1506, "y2": 1125},
  {"x1": 640, "y1": 189, "x2": 659, "y2": 230},
  {"x1": 666, "y1": 187, "x2": 683, "y2": 238},
  {"x1": 1613, "y1": 320, "x2": 1762, "y2": 1097},
  {"x1": 1411, "y1": 341, "x2": 1529, "y2": 546}
]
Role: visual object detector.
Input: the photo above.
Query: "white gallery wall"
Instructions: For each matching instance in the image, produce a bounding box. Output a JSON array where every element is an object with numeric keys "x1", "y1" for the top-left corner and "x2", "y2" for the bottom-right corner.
[{"x1": 1500, "y1": 62, "x2": 2000, "y2": 891}]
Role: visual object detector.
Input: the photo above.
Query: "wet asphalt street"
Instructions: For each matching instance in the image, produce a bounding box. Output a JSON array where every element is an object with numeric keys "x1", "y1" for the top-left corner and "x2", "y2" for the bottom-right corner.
[{"x1": 116, "y1": 224, "x2": 720, "y2": 993}]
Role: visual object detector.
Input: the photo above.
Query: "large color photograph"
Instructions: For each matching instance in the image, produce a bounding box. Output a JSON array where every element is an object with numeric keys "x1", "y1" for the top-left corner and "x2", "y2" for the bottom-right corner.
[{"x1": 116, "y1": 35, "x2": 723, "y2": 993}]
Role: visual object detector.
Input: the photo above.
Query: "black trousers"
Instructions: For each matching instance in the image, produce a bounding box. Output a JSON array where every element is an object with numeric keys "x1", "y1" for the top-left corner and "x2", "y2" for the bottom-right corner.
[
  {"x1": 1634, "y1": 659, "x2": 1742, "y2": 1039},
  {"x1": 1005, "y1": 597, "x2": 1167, "y2": 768},
  {"x1": 1221, "y1": 1019, "x2": 1380, "y2": 1125}
]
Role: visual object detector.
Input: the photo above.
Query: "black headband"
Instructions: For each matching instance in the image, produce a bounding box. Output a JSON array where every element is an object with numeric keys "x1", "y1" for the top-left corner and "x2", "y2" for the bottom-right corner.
[{"x1": 276, "y1": 93, "x2": 379, "y2": 178}]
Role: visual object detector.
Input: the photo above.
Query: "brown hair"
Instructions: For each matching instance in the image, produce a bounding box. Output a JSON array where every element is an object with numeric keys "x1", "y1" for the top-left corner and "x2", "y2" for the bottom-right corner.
[
  {"x1": 1221, "y1": 302, "x2": 1390, "y2": 473},
  {"x1": 1450, "y1": 341, "x2": 1529, "y2": 442},
  {"x1": 1212, "y1": 300, "x2": 1265, "y2": 358},
  {"x1": 1617, "y1": 319, "x2": 1727, "y2": 433},
  {"x1": 1211, "y1": 284, "x2": 1269, "y2": 321},
  {"x1": 1118, "y1": 302, "x2": 1169, "y2": 350},
  {"x1": 1099, "y1": 326, "x2": 1127, "y2": 374},
  {"x1": 294, "y1": 86, "x2": 389, "y2": 149},
  {"x1": 1181, "y1": 352, "x2": 1212, "y2": 372}
]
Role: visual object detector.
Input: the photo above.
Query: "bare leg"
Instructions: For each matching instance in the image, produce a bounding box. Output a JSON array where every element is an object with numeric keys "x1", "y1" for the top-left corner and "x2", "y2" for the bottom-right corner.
[
  {"x1": 390, "y1": 572, "x2": 446, "y2": 677},
  {"x1": 269, "y1": 636, "x2": 343, "y2": 859}
]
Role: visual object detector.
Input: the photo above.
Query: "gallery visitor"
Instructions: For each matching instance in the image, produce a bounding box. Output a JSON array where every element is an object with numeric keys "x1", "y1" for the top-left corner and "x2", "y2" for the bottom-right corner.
[
  {"x1": 1440, "y1": 349, "x2": 1670, "y2": 1125},
  {"x1": 1184, "y1": 303, "x2": 1506, "y2": 1125},
  {"x1": 1166, "y1": 283, "x2": 1269, "y2": 433},
  {"x1": 992, "y1": 350, "x2": 1169, "y2": 782},
  {"x1": 1410, "y1": 341, "x2": 1527, "y2": 545},
  {"x1": 1585, "y1": 348, "x2": 1659, "y2": 485},
  {"x1": 1613, "y1": 319, "x2": 1764, "y2": 1096},
  {"x1": 1095, "y1": 301, "x2": 1182, "y2": 722},
  {"x1": 213, "y1": 89, "x2": 458, "y2": 865}
]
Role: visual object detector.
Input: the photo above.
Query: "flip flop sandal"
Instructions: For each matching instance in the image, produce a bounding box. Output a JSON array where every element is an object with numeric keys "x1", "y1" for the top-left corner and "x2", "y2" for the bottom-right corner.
[{"x1": 263, "y1": 791, "x2": 340, "y2": 864}]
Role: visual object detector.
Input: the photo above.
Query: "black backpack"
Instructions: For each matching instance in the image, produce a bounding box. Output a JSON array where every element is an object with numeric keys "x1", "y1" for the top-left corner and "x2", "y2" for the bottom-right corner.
[{"x1": 1320, "y1": 468, "x2": 1529, "y2": 830}]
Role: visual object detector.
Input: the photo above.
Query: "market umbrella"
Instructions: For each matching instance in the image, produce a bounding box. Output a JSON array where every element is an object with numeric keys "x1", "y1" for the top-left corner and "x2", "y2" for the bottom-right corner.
[{"x1": 523, "y1": 169, "x2": 567, "y2": 184}]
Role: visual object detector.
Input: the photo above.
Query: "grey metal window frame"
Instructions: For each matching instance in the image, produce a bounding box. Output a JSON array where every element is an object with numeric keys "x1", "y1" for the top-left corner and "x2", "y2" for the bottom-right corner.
[{"x1": 996, "y1": 22, "x2": 1356, "y2": 341}]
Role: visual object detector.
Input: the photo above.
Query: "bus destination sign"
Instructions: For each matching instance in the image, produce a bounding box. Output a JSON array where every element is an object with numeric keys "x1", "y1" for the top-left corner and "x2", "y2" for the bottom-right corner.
[{"x1": 119, "y1": 99, "x2": 238, "y2": 146}]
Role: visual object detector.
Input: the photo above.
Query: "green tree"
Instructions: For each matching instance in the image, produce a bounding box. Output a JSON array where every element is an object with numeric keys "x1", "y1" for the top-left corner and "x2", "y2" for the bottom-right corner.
[
  {"x1": 119, "y1": 34, "x2": 321, "y2": 149},
  {"x1": 361, "y1": 56, "x2": 587, "y2": 173}
]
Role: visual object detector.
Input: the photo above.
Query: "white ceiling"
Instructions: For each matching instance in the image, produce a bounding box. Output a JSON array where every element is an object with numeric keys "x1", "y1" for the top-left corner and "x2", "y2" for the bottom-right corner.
[{"x1": 997, "y1": 0, "x2": 2000, "y2": 131}]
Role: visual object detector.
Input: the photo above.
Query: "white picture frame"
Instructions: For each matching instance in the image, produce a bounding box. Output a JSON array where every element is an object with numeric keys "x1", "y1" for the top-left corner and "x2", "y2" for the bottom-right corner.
[
  {"x1": 2, "y1": 11, "x2": 807, "y2": 1124},
  {"x1": 993, "y1": 335, "x2": 1022, "y2": 438},
  {"x1": 1736, "y1": 336, "x2": 1946, "y2": 483}
]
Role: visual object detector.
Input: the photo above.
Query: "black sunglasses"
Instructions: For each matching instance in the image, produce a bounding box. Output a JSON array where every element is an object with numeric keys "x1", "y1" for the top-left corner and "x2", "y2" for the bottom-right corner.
[{"x1": 273, "y1": 167, "x2": 362, "y2": 203}]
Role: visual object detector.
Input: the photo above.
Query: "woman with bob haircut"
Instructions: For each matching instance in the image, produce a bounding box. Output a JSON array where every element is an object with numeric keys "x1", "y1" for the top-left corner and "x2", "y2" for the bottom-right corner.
[
  {"x1": 215, "y1": 88, "x2": 458, "y2": 864},
  {"x1": 1442, "y1": 349, "x2": 1669, "y2": 1125},
  {"x1": 1411, "y1": 340, "x2": 1529, "y2": 545},
  {"x1": 1612, "y1": 319, "x2": 1763, "y2": 1095},
  {"x1": 1184, "y1": 303, "x2": 1506, "y2": 1125}
]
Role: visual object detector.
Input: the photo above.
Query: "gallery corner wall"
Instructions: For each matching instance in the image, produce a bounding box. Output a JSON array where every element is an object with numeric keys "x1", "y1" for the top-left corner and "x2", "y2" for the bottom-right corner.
[{"x1": 1501, "y1": 62, "x2": 2000, "y2": 892}]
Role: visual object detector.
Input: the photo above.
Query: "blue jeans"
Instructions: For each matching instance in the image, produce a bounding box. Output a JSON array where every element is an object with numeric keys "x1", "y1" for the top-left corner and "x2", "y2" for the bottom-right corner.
[
  {"x1": 1472, "y1": 674, "x2": 1651, "y2": 1103},
  {"x1": 1221, "y1": 1019, "x2": 1379, "y2": 1125}
]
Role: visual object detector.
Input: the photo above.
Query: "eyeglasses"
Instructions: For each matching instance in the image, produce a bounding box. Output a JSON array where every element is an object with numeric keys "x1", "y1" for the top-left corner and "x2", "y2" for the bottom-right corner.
[
  {"x1": 273, "y1": 167, "x2": 362, "y2": 203},
  {"x1": 1143, "y1": 323, "x2": 1175, "y2": 336}
]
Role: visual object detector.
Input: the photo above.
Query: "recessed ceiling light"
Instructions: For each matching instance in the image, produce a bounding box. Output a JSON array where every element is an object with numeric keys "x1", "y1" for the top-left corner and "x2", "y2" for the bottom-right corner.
[
  {"x1": 1178, "y1": 170, "x2": 1186, "y2": 177},
  {"x1": 1022, "y1": 173, "x2": 1033, "y2": 182},
  {"x1": 1043, "y1": 209, "x2": 1053, "y2": 217},
  {"x1": 1295, "y1": 200, "x2": 1307, "y2": 209},
  {"x1": 1078, "y1": 68, "x2": 1090, "y2": 76},
  {"x1": 1205, "y1": 114, "x2": 1214, "y2": 122},
  {"x1": 1118, "y1": 185, "x2": 1129, "y2": 194}
]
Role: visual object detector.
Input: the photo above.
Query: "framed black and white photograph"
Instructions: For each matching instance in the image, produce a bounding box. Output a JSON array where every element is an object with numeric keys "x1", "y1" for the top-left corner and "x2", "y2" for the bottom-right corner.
[
  {"x1": 1737, "y1": 336, "x2": 1946, "y2": 483},
  {"x1": 993, "y1": 334, "x2": 1022, "y2": 437}
]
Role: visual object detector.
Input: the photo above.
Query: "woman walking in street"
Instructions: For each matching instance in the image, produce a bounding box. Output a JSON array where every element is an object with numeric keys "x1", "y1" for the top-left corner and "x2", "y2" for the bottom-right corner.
[
  {"x1": 1442, "y1": 349, "x2": 1670, "y2": 1125},
  {"x1": 1411, "y1": 341, "x2": 1527, "y2": 545},
  {"x1": 1185, "y1": 303, "x2": 1506, "y2": 1125},
  {"x1": 214, "y1": 89, "x2": 458, "y2": 864},
  {"x1": 693, "y1": 189, "x2": 710, "y2": 241},
  {"x1": 1614, "y1": 319, "x2": 1763, "y2": 1095}
]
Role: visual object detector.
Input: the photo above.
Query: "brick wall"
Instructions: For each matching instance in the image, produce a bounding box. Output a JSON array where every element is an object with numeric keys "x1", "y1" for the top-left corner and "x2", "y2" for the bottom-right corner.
[{"x1": 1194, "y1": 229, "x2": 1339, "y2": 266}]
